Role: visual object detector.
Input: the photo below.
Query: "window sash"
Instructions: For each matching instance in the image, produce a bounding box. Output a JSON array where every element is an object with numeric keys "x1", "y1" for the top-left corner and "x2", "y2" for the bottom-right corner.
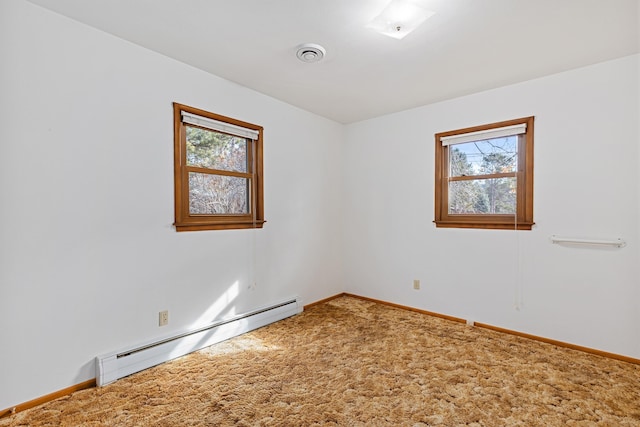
[{"x1": 187, "y1": 171, "x2": 252, "y2": 216}]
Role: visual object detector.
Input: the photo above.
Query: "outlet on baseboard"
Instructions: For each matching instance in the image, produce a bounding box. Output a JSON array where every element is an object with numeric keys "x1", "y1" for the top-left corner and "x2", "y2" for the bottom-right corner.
[
  {"x1": 159, "y1": 310, "x2": 169, "y2": 326},
  {"x1": 413, "y1": 279, "x2": 420, "y2": 290}
]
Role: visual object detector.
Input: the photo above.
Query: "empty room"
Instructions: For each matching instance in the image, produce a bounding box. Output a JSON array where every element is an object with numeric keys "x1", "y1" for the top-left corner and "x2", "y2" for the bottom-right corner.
[{"x1": 1, "y1": 0, "x2": 639, "y2": 425}]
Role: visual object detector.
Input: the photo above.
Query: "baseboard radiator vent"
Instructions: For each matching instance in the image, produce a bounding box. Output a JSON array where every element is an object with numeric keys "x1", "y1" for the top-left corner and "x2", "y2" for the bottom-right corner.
[{"x1": 96, "y1": 296, "x2": 302, "y2": 386}]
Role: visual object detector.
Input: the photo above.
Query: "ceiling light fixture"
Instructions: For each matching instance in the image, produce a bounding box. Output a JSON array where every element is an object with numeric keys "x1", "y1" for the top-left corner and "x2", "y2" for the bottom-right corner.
[
  {"x1": 296, "y1": 43, "x2": 326, "y2": 63},
  {"x1": 366, "y1": 0, "x2": 435, "y2": 40}
]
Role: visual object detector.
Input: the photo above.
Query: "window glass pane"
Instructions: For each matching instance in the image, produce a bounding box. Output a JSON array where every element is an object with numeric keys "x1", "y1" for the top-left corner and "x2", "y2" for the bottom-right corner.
[
  {"x1": 186, "y1": 126, "x2": 247, "y2": 173},
  {"x1": 189, "y1": 172, "x2": 249, "y2": 214},
  {"x1": 449, "y1": 136, "x2": 517, "y2": 177},
  {"x1": 449, "y1": 177, "x2": 516, "y2": 214}
]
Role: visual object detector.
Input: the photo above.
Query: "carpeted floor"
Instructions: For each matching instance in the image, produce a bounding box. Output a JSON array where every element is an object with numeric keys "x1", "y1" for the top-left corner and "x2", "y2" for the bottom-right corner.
[{"x1": 2, "y1": 296, "x2": 640, "y2": 426}]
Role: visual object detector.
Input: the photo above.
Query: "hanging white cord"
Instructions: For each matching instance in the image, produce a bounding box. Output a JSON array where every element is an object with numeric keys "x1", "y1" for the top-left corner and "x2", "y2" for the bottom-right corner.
[
  {"x1": 513, "y1": 175, "x2": 523, "y2": 311},
  {"x1": 514, "y1": 228, "x2": 523, "y2": 311},
  {"x1": 250, "y1": 137, "x2": 258, "y2": 291}
]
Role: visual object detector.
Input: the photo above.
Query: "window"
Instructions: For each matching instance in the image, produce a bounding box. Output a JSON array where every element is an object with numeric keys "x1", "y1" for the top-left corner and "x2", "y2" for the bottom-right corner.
[
  {"x1": 173, "y1": 103, "x2": 265, "y2": 231},
  {"x1": 434, "y1": 116, "x2": 534, "y2": 230}
]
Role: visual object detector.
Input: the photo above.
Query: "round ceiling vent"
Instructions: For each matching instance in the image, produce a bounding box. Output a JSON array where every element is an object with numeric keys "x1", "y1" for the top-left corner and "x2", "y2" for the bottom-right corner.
[{"x1": 296, "y1": 43, "x2": 326, "y2": 63}]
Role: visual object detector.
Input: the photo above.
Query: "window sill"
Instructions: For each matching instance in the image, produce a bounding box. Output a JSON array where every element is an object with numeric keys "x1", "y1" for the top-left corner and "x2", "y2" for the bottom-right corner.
[
  {"x1": 174, "y1": 220, "x2": 266, "y2": 232},
  {"x1": 434, "y1": 220, "x2": 534, "y2": 230}
]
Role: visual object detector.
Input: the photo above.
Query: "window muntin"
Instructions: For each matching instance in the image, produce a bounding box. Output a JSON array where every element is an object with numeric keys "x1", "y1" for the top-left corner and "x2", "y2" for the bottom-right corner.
[
  {"x1": 174, "y1": 103, "x2": 264, "y2": 232},
  {"x1": 434, "y1": 117, "x2": 534, "y2": 230}
]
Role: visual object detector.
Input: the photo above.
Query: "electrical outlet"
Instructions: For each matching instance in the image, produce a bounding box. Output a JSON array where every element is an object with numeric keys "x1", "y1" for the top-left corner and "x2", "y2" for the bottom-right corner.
[
  {"x1": 159, "y1": 310, "x2": 169, "y2": 326},
  {"x1": 413, "y1": 279, "x2": 420, "y2": 290}
]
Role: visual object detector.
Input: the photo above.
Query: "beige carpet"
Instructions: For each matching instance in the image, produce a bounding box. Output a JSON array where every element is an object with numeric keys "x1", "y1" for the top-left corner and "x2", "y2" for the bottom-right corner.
[{"x1": 2, "y1": 296, "x2": 639, "y2": 426}]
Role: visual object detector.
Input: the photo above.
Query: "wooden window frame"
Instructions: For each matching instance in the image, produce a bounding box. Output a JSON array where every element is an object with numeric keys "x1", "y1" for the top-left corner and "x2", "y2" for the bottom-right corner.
[
  {"x1": 434, "y1": 116, "x2": 534, "y2": 230},
  {"x1": 173, "y1": 103, "x2": 265, "y2": 232}
]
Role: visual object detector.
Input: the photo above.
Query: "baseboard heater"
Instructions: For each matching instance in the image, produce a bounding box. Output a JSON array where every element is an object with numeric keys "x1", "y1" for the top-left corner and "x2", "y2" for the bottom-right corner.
[{"x1": 96, "y1": 296, "x2": 302, "y2": 386}]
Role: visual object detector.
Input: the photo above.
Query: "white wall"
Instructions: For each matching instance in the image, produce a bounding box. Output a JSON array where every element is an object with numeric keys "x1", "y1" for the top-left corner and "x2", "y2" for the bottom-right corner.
[
  {"x1": 343, "y1": 54, "x2": 640, "y2": 359},
  {"x1": 0, "y1": 0, "x2": 344, "y2": 409},
  {"x1": 1, "y1": 0, "x2": 638, "y2": 413}
]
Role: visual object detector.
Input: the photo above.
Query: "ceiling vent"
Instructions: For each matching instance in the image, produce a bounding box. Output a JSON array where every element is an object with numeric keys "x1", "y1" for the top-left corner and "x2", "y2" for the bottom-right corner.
[{"x1": 296, "y1": 43, "x2": 326, "y2": 63}]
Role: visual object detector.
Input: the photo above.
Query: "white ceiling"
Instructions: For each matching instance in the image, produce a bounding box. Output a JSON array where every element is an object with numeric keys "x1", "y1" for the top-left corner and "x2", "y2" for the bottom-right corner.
[{"x1": 27, "y1": 0, "x2": 639, "y2": 123}]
